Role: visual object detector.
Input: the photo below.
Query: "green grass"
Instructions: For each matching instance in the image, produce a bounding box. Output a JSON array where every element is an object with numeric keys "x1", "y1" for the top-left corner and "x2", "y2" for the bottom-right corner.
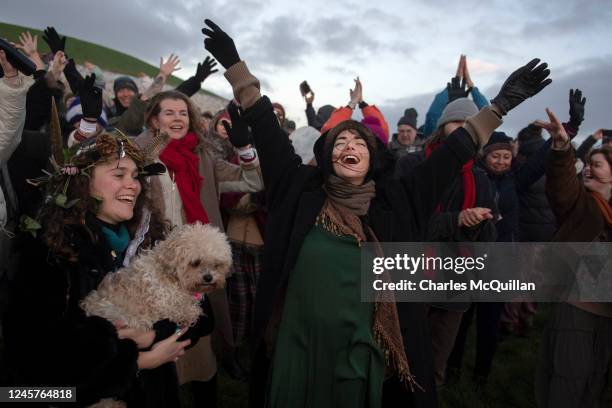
[{"x1": 0, "y1": 21, "x2": 220, "y2": 97}]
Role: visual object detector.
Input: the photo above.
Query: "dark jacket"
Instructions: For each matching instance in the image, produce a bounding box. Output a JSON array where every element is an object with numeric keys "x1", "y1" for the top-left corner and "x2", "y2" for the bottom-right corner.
[
  {"x1": 3, "y1": 215, "x2": 207, "y2": 407},
  {"x1": 395, "y1": 146, "x2": 497, "y2": 314},
  {"x1": 481, "y1": 139, "x2": 552, "y2": 242},
  {"x1": 545, "y1": 147, "x2": 612, "y2": 317},
  {"x1": 516, "y1": 136, "x2": 557, "y2": 242},
  {"x1": 244, "y1": 96, "x2": 480, "y2": 407}
]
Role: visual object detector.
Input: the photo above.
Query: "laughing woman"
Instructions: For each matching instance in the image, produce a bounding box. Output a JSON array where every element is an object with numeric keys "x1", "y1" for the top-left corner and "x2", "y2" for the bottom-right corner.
[
  {"x1": 135, "y1": 89, "x2": 263, "y2": 406},
  {"x1": 535, "y1": 108, "x2": 612, "y2": 408},
  {"x1": 3, "y1": 129, "x2": 194, "y2": 407},
  {"x1": 202, "y1": 19, "x2": 551, "y2": 408}
]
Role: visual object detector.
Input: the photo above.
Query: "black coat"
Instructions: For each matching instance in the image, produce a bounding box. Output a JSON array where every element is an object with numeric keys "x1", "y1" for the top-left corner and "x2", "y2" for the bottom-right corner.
[
  {"x1": 243, "y1": 96, "x2": 478, "y2": 408},
  {"x1": 3, "y1": 216, "x2": 209, "y2": 407},
  {"x1": 481, "y1": 139, "x2": 552, "y2": 242}
]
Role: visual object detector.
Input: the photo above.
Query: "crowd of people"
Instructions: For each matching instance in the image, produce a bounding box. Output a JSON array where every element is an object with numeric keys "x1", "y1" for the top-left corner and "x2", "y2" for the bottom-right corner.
[{"x1": 0, "y1": 19, "x2": 610, "y2": 408}]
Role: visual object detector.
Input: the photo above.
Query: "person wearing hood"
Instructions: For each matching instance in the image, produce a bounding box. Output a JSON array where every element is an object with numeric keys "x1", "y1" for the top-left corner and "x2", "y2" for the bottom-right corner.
[
  {"x1": 202, "y1": 18, "x2": 551, "y2": 408},
  {"x1": 389, "y1": 108, "x2": 425, "y2": 159}
]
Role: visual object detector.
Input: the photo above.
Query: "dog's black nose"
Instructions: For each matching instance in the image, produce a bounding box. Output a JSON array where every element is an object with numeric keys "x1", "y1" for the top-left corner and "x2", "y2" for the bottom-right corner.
[{"x1": 203, "y1": 274, "x2": 213, "y2": 283}]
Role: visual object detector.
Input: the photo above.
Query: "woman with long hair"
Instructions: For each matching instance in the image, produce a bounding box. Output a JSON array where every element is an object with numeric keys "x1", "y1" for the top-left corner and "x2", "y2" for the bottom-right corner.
[
  {"x1": 3, "y1": 130, "x2": 197, "y2": 407},
  {"x1": 202, "y1": 19, "x2": 551, "y2": 407},
  {"x1": 135, "y1": 89, "x2": 263, "y2": 405},
  {"x1": 535, "y1": 108, "x2": 612, "y2": 408}
]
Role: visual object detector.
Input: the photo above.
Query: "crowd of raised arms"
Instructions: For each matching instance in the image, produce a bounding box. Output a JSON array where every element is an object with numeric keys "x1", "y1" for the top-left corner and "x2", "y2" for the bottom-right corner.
[{"x1": 0, "y1": 18, "x2": 610, "y2": 408}]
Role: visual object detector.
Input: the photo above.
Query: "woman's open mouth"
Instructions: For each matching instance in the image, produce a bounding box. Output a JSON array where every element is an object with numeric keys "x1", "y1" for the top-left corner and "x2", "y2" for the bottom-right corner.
[{"x1": 340, "y1": 154, "x2": 360, "y2": 165}]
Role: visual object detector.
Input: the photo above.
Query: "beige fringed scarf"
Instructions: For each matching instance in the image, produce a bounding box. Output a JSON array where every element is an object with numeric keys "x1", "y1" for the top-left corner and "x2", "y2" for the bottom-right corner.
[{"x1": 317, "y1": 174, "x2": 422, "y2": 391}]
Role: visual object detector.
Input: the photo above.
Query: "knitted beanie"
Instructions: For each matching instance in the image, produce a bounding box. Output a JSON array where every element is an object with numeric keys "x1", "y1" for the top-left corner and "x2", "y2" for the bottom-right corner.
[
  {"x1": 483, "y1": 131, "x2": 513, "y2": 156},
  {"x1": 397, "y1": 108, "x2": 418, "y2": 129},
  {"x1": 113, "y1": 76, "x2": 138, "y2": 94},
  {"x1": 317, "y1": 104, "x2": 335, "y2": 124},
  {"x1": 436, "y1": 98, "x2": 478, "y2": 129}
]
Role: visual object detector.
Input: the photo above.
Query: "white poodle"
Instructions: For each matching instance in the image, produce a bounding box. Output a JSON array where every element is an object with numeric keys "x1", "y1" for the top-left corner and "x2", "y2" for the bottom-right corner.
[{"x1": 81, "y1": 223, "x2": 232, "y2": 330}]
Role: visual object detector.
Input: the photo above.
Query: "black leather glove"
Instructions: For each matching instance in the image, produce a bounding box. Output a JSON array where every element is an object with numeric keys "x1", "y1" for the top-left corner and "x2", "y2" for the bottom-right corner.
[
  {"x1": 568, "y1": 88, "x2": 586, "y2": 128},
  {"x1": 78, "y1": 74, "x2": 103, "y2": 119},
  {"x1": 194, "y1": 56, "x2": 219, "y2": 83},
  {"x1": 201, "y1": 19, "x2": 241, "y2": 69},
  {"x1": 42, "y1": 27, "x2": 66, "y2": 55},
  {"x1": 222, "y1": 102, "x2": 250, "y2": 148},
  {"x1": 491, "y1": 58, "x2": 552, "y2": 115},
  {"x1": 447, "y1": 76, "x2": 471, "y2": 103}
]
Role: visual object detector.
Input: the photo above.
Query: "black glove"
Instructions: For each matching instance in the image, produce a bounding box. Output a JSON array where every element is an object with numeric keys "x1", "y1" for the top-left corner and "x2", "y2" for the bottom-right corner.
[
  {"x1": 447, "y1": 76, "x2": 471, "y2": 103},
  {"x1": 491, "y1": 58, "x2": 552, "y2": 115},
  {"x1": 201, "y1": 19, "x2": 241, "y2": 69},
  {"x1": 568, "y1": 88, "x2": 586, "y2": 128},
  {"x1": 78, "y1": 74, "x2": 103, "y2": 120},
  {"x1": 222, "y1": 102, "x2": 251, "y2": 148},
  {"x1": 42, "y1": 27, "x2": 66, "y2": 55},
  {"x1": 194, "y1": 56, "x2": 219, "y2": 83}
]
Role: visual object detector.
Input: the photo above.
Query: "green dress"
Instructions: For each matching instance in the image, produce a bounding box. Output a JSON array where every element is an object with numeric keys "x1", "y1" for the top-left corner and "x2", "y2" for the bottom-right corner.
[{"x1": 267, "y1": 225, "x2": 385, "y2": 407}]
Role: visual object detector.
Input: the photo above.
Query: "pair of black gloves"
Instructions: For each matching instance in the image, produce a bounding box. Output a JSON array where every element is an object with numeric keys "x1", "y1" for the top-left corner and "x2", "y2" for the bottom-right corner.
[{"x1": 201, "y1": 19, "x2": 553, "y2": 136}]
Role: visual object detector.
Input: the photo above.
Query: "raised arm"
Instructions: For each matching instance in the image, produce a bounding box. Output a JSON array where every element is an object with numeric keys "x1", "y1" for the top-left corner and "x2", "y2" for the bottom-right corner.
[
  {"x1": 402, "y1": 58, "x2": 552, "y2": 221},
  {"x1": 175, "y1": 56, "x2": 218, "y2": 97},
  {"x1": 537, "y1": 108, "x2": 584, "y2": 222},
  {"x1": 202, "y1": 19, "x2": 303, "y2": 206}
]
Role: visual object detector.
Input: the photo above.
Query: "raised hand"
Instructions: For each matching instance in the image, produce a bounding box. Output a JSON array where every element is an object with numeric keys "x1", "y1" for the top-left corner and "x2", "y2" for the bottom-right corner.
[
  {"x1": 16, "y1": 31, "x2": 38, "y2": 58},
  {"x1": 462, "y1": 55, "x2": 474, "y2": 88},
  {"x1": 42, "y1": 26, "x2": 66, "y2": 54},
  {"x1": 593, "y1": 129, "x2": 604, "y2": 141},
  {"x1": 222, "y1": 101, "x2": 251, "y2": 148},
  {"x1": 201, "y1": 19, "x2": 241, "y2": 69},
  {"x1": 455, "y1": 54, "x2": 465, "y2": 79},
  {"x1": 48, "y1": 51, "x2": 68, "y2": 80},
  {"x1": 349, "y1": 77, "x2": 362, "y2": 107},
  {"x1": 194, "y1": 56, "x2": 218, "y2": 82},
  {"x1": 535, "y1": 108, "x2": 569, "y2": 150},
  {"x1": 78, "y1": 74, "x2": 103, "y2": 120},
  {"x1": 568, "y1": 88, "x2": 586, "y2": 128},
  {"x1": 491, "y1": 58, "x2": 552, "y2": 115},
  {"x1": 159, "y1": 53, "x2": 181, "y2": 79},
  {"x1": 305, "y1": 91, "x2": 314, "y2": 105},
  {"x1": 447, "y1": 76, "x2": 470, "y2": 102}
]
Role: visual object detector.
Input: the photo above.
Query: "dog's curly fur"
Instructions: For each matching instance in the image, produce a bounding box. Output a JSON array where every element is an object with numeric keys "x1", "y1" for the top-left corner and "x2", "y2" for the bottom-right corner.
[{"x1": 81, "y1": 223, "x2": 232, "y2": 330}]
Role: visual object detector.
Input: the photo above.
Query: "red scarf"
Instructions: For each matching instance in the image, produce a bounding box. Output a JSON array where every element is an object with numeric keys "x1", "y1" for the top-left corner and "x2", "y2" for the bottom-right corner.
[
  {"x1": 426, "y1": 141, "x2": 476, "y2": 211},
  {"x1": 159, "y1": 132, "x2": 209, "y2": 224}
]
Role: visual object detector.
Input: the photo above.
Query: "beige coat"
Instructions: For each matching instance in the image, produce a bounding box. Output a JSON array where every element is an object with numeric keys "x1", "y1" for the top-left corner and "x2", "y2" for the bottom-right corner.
[{"x1": 135, "y1": 129, "x2": 263, "y2": 382}]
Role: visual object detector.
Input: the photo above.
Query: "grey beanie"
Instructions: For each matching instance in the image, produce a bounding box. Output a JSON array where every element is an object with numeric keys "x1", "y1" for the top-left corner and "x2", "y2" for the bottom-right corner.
[
  {"x1": 436, "y1": 98, "x2": 478, "y2": 129},
  {"x1": 398, "y1": 108, "x2": 418, "y2": 129}
]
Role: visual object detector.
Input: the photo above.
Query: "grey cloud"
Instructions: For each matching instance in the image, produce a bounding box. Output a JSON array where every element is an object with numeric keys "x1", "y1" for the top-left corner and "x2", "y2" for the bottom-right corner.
[
  {"x1": 310, "y1": 17, "x2": 380, "y2": 55},
  {"x1": 241, "y1": 15, "x2": 311, "y2": 68}
]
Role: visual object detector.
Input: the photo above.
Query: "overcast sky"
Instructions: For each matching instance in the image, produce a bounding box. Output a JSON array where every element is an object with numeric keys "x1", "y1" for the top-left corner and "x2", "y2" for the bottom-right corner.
[{"x1": 4, "y1": 0, "x2": 611, "y2": 139}]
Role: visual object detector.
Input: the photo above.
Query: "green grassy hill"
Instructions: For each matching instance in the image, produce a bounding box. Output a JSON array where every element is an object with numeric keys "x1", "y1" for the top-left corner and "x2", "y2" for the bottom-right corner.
[{"x1": 0, "y1": 21, "x2": 219, "y2": 97}]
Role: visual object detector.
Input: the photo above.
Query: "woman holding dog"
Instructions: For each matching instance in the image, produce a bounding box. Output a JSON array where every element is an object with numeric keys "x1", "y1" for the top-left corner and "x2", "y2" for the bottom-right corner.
[
  {"x1": 201, "y1": 19, "x2": 552, "y2": 408},
  {"x1": 135, "y1": 89, "x2": 263, "y2": 406},
  {"x1": 3, "y1": 74, "x2": 195, "y2": 406}
]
